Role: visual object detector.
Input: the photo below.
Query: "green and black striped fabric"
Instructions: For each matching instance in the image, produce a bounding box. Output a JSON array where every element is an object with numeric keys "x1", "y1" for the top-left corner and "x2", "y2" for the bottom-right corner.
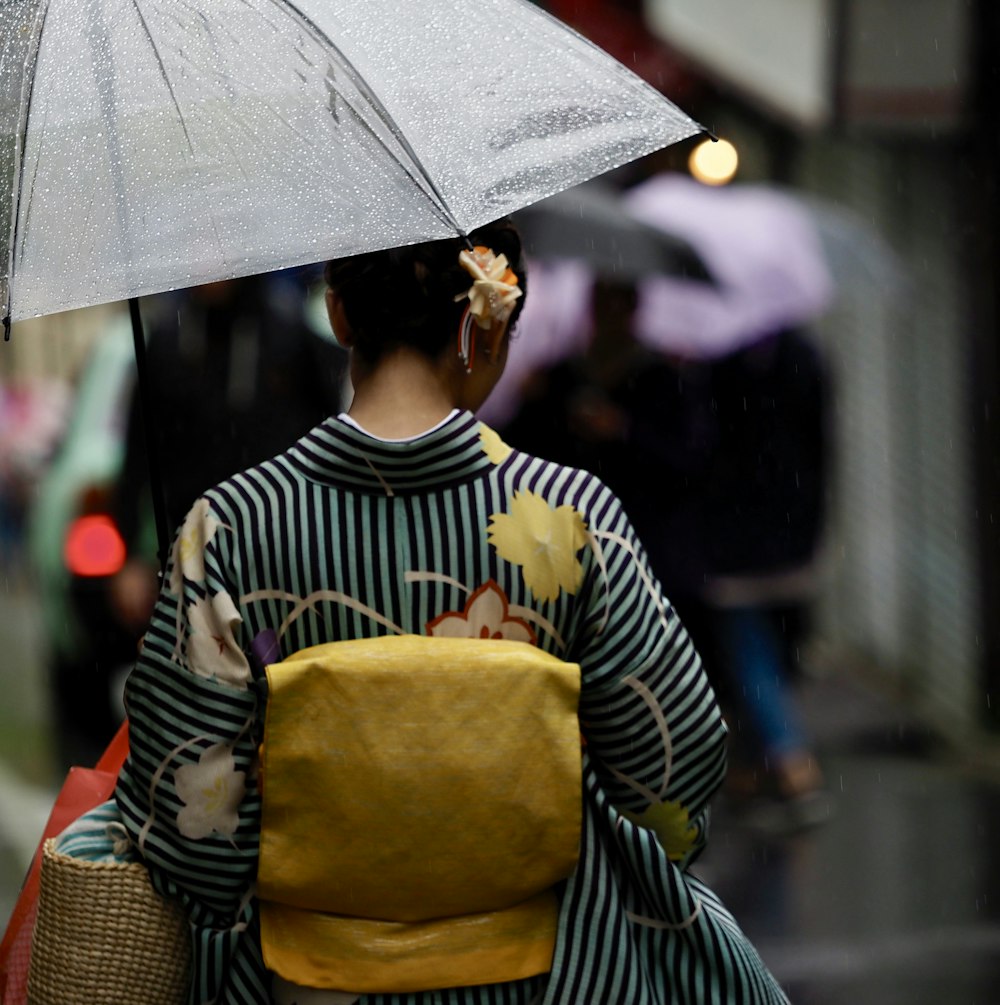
[{"x1": 115, "y1": 410, "x2": 789, "y2": 1005}]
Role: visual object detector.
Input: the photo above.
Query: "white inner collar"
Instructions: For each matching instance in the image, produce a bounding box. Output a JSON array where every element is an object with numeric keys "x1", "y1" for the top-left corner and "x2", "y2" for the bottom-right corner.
[{"x1": 337, "y1": 409, "x2": 461, "y2": 443}]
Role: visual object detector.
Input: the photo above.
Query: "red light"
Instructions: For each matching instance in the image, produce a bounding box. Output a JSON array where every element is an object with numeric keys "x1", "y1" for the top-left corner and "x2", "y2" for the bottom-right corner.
[{"x1": 64, "y1": 515, "x2": 127, "y2": 577}]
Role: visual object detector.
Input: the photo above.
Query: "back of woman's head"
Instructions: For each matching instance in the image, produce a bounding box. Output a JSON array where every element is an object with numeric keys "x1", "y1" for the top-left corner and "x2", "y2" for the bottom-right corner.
[{"x1": 324, "y1": 219, "x2": 526, "y2": 365}]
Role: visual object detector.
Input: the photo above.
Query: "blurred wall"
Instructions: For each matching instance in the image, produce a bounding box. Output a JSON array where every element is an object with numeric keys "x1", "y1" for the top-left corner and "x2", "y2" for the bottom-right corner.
[
  {"x1": 803, "y1": 139, "x2": 980, "y2": 729},
  {"x1": 639, "y1": 0, "x2": 996, "y2": 734},
  {"x1": 0, "y1": 304, "x2": 125, "y2": 383}
]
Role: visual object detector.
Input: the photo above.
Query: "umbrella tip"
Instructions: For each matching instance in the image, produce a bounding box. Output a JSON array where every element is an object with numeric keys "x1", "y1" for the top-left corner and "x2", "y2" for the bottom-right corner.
[{"x1": 2, "y1": 314, "x2": 9, "y2": 342}]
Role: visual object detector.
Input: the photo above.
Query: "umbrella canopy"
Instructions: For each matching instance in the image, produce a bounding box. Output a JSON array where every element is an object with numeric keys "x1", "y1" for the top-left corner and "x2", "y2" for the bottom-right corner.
[
  {"x1": 483, "y1": 176, "x2": 839, "y2": 423},
  {"x1": 626, "y1": 174, "x2": 835, "y2": 359},
  {"x1": 514, "y1": 182, "x2": 711, "y2": 281},
  {"x1": 1, "y1": 0, "x2": 702, "y2": 331}
]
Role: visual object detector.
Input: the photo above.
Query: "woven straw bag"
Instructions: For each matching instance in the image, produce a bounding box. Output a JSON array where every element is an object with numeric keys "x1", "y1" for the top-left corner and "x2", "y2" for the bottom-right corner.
[{"x1": 27, "y1": 839, "x2": 190, "y2": 1005}]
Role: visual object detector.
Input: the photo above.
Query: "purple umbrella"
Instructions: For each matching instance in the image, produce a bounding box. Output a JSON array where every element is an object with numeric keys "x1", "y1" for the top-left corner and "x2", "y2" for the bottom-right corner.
[
  {"x1": 626, "y1": 175, "x2": 835, "y2": 359},
  {"x1": 481, "y1": 176, "x2": 837, "y2": 424}
]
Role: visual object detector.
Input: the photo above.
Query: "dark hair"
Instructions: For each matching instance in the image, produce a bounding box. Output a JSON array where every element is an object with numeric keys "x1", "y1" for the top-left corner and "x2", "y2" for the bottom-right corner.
[{"x1": 323, "y1": 219, "x2": 526, "y2": 365}]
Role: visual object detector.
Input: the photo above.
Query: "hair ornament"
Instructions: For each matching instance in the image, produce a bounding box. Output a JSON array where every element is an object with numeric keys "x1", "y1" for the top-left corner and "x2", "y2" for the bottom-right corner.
[{"x1": 455, "y1": 245, "x2": 522, "y2": 372}]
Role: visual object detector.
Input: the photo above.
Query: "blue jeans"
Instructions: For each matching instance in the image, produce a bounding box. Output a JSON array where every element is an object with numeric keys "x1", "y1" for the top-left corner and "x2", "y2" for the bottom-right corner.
[{"x1": 714, "y1": 606, "x2": 807, "y2": 761}]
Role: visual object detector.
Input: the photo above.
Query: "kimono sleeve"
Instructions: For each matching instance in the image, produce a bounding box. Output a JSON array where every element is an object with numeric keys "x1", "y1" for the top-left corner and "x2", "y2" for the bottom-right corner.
[
  {"x1": 570, "y1": 481, "x2": 728, "y2": 866},
  {"x1": 114, "y1": 496, "x2": 260, "y2": 1005}
]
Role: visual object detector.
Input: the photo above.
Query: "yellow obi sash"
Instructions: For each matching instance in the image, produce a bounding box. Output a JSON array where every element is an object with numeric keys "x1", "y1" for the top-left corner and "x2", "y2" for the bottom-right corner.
[{"x1": 258, "y1": 636, "x2": 582, "y2": 994}]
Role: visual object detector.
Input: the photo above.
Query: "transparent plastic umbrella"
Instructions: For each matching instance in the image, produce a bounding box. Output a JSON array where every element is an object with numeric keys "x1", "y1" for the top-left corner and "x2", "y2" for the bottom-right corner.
[{"x1": 1, "y1": 0, "x2": 702, "y2": 332}]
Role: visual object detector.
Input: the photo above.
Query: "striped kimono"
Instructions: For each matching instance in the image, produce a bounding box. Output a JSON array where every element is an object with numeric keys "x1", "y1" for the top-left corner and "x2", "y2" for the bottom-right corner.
[{"x1": 114, "y1": 409, "x2": 790, "y2": 1005}]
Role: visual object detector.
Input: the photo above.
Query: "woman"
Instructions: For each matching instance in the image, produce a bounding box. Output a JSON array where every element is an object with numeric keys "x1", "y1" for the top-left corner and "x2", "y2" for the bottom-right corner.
[{"x1": 113, "y1": 221, "x2": 789, "y2": 1004}]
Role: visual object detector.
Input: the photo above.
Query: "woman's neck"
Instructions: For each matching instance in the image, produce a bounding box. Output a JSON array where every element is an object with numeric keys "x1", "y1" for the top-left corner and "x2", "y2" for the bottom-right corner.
[{"x1": 347, "y1": 347, "x2": 460, "y2": 439}]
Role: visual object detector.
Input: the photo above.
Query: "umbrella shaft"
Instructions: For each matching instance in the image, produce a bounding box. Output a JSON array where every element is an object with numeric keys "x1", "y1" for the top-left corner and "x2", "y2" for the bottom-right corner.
[{"x1": 129, "y1": 298, "x2": 170, "y2": 574}]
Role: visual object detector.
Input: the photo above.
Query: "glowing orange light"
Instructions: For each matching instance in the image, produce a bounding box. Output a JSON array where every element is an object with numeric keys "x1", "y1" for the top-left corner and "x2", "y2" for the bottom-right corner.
[
  {"x1": 689, "y1": 138, "x2": 739, "y2": 186},
  {"x1": 64, "y1": 515, "x2": 127, "y2": 577}
]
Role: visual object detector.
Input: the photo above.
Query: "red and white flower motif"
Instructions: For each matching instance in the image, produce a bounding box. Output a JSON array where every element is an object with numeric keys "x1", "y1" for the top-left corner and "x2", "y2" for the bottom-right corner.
[
  {"x1": 426, "y1": 580, "x2": 537, "y2": 645},
  {"x1": 187, "y1": 591, "x2": 250, "y2": 686}
]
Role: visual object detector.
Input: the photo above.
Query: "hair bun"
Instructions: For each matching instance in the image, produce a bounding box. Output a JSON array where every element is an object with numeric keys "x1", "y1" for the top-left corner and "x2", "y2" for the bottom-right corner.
[{"x1": 325, "y1": 221, "x2": 525, "y2": 365}]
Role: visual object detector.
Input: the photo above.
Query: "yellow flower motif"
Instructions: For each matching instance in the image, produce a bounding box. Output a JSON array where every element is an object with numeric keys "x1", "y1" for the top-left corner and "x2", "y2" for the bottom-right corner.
[
  {"x1": 488, "y1": 491, "x2": 587, "y2": 603},
  {"x1": 625, "y1": 799, "x2": 698, "y2": 862},
  {"x1": 169, "y1": 497, "x2": 221, "y2": 593},
  {"x1": 479, "y1": 425, "x2": 513, "y2": 465}
]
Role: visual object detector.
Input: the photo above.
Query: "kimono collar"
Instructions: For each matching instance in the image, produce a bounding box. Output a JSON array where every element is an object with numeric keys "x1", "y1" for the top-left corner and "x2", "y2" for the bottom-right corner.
[{"x1": 286, "y1": 409, "x2": 510, "y2": 496}]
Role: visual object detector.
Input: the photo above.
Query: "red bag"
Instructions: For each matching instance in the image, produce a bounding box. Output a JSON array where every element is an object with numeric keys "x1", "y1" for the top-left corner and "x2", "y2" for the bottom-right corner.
[{"x1": 0, "y1": 720, "x2": 129, "y2": 1005}]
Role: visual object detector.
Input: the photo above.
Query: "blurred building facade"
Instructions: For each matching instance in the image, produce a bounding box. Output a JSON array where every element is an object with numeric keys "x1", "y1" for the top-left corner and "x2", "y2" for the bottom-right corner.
[
  {"x1": 4, "y1": 1, "x2": 998, "y2": 742},
  {"x1": 573, "y1": 0, "x2": 1000, "y2": 737}
]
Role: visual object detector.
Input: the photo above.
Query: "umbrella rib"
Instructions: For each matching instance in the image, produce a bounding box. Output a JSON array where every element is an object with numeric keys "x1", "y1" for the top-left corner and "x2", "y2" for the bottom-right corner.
[
  {"x1": 331, "y1": 92, "x2": 457, "y2": 236},
  {"x1": 4, "y1": 0, "x2": 52, "y2": 339},
  {"x1": 128, "y1": 0, "x2": 196, "y2": 155},
  {"x1": 268, "y1": 0, "x2": 466, "y2": 238},
  {"x1": 129, "y1": 1, "x2": 235, "y2": 273},
  {"x1": 510, "y1": 0, "x2": 704, "y2": 126},
  {"x1": 12, "y1": 98, "x2": 50, "y2": 270}
]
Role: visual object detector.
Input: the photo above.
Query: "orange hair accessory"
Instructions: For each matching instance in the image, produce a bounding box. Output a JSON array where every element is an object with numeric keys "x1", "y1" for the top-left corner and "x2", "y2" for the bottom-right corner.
[{"x1": 455, "y1": 245, "x2": 522, "y2": 372}]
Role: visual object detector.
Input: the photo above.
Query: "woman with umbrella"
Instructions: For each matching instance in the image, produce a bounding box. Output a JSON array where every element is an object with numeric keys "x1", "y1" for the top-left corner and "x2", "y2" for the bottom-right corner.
[
  {"x1": 1, "y1": 1, "x2": 788, "y2": 999},
  {"x1": 40, "y1": 222, "x2": 787, "y2": 1005}
]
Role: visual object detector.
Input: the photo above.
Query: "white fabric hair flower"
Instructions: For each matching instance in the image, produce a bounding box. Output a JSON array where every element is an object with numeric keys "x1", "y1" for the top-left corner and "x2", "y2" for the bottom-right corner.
[{"x1": 455, "y1": 246, "x2": 522, "y2": 329}]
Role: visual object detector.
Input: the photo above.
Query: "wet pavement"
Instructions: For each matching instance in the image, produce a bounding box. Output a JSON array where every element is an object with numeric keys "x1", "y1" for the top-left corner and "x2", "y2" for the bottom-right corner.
[
  {"x1": 701, "y1": 672, "x2": 1000, "y2": 1004},
  {"x1": 2, "y1": 575, "x2": 1000, "y2": 1003}
]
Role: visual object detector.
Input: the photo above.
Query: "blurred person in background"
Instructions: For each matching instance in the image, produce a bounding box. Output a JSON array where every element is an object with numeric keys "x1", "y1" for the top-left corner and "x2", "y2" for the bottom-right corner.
[
  {"x1": 702, "y1": 325, "x2": 831, "y2": 824},
  {"x1": 622, "y1": 172, "x2": 836, "y2": 828},
  {"x1": 500, "y1": 275, "x2": 719, "y2": 670},
  {"x1": 0, "y1": 379, "x2": 70, "y2": 579},
  {"x1": 29, "y1": 319, "x2": 138, "y2": 771},
  {"x1": 504, "y1": 172, "x2": 835, "y2": 829},
  {"x1": 34, "y1": 273, "x2": 347, "y2": 769}
]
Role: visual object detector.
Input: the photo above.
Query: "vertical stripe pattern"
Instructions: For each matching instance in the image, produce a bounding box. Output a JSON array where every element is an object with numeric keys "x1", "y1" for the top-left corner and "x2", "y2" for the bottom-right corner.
[{"x1": 115, "y1": 411, "x2": 788, "y2": 1005}]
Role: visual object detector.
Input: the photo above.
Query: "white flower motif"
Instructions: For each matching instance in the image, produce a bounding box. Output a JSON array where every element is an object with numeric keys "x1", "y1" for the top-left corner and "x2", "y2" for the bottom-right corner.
[
  {"x1": 169, "y1": 497, "x2": 222, "y2": 593},
  {"x1": 426, "y1": 580, "x2": 536, "y2": 644},
  {"x1": 175, "y1": 743, "x2": 246, "y2": 840},
  {"x1": 187, "y1": 591, "x2": 251, "y2": 686}
]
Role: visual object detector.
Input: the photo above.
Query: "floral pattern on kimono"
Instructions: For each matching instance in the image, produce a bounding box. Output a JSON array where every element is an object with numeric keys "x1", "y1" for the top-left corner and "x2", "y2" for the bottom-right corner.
[{"x1": 115, "y1": 410, "x2": 789, "y2": 1005}]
